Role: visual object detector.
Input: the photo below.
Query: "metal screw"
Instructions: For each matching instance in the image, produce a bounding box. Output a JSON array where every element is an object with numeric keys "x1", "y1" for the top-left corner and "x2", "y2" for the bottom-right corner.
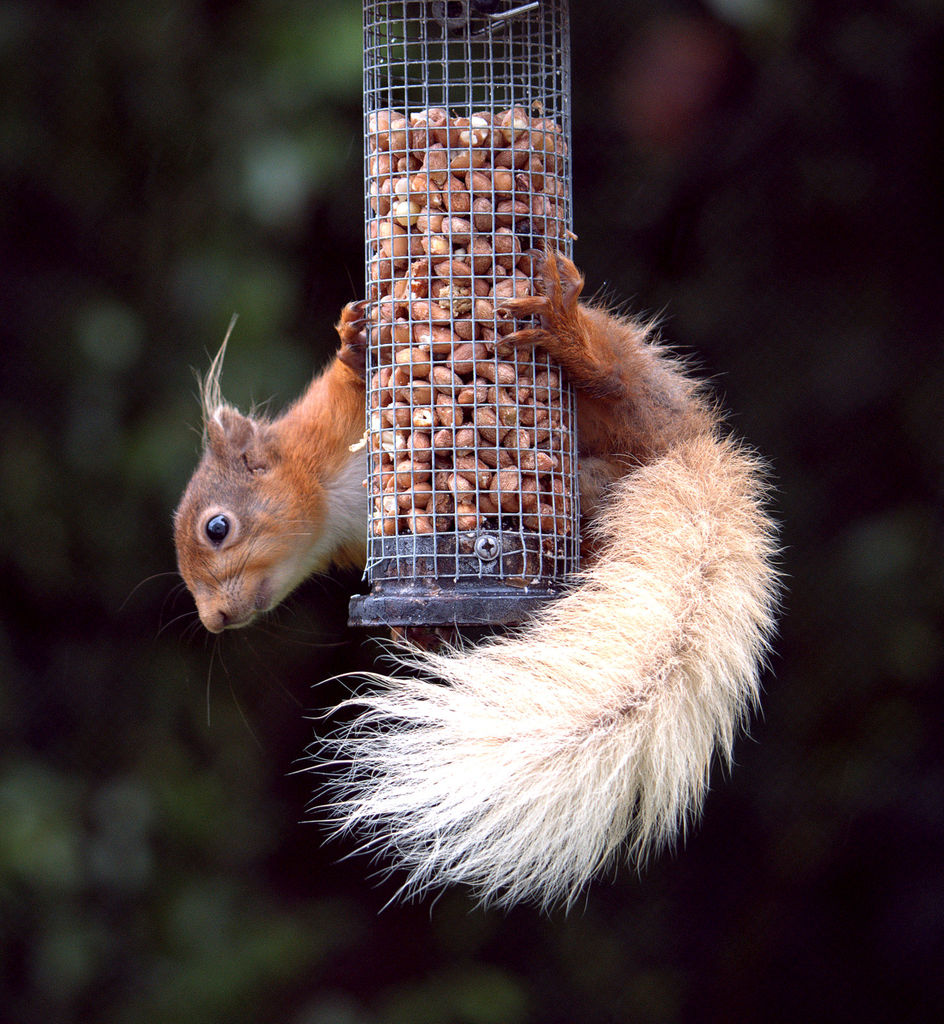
[{"x1": 474, "y1": 534, "x2": 501, "y2": 561}]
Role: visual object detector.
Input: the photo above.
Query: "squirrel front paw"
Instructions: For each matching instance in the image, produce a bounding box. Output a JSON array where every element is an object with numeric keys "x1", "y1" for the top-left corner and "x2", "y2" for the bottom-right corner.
[{"x1": 336, "y1": 300, "x2": 368, "y2": 378}]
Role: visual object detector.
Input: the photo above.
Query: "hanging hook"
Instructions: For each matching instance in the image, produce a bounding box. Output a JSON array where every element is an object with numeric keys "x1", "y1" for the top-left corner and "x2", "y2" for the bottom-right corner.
[{"x1": 484, "y1": 3, "x2": 540, "y2": 23}]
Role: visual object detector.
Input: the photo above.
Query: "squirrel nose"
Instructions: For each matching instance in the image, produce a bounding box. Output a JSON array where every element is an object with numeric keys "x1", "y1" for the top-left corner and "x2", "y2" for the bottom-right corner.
[
  {"x1": 198, "y1": 600, "x2": 255, "y2": 633},
  {"x1": 195, "y1": 597, "x2": 236, "y2": 633},
  {"x1": 199, "y1": 606, "x2": 229, "y2": 633}
]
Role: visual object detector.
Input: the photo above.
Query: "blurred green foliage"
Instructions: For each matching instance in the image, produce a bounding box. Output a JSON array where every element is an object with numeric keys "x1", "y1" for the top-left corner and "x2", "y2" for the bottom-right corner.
[{"x1": 1, "y1": 1, "x2": 942, "y2": 1022}]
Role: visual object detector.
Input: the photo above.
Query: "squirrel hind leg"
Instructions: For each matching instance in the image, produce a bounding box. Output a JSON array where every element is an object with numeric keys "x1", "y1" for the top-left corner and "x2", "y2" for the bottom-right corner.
[
  {"x1": 336, "y1": 300, "x2": 369, "y2": 378},
  {"x1": 500, "y1": 250, "x2": 585, "y2": 359},
  {"x1": 501, "y1": 253, "x2": 627, "y2": 399},
  {"x1": 501, "y1": 249, "x2": 584, "y2": 326}
]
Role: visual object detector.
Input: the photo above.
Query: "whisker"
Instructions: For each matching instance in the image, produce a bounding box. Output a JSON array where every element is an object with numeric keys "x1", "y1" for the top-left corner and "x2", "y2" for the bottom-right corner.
[
  {"x1": 205, "y1": 636, "x2": 221, "y2": 727},
  {"x1": 234, "y1": 627, "x2": 307, "y2": 712},
  {"x1": 184, "y1": 617, "x2": 207, "y2": 643},
  {"x1": 157, "y1": 609, "x2": 202, "y2": 639},
  {"x1": 121, "y1": 570, "x2": 183, "y2": 611},
  {"x1": 219, "y1": 640, "x2": 265, "y2": 749}
]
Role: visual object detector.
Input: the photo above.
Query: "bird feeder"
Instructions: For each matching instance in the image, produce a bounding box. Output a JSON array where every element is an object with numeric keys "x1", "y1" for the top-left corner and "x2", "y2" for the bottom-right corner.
[{"x1": 349, "y1": 0, "x2": 579, "y2": 631}]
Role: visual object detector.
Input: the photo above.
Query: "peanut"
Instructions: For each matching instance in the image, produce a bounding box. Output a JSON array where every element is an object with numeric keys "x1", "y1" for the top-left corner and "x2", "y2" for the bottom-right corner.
[{"x1": 365, "y1": 107, "x2": 575, "y2": 538}]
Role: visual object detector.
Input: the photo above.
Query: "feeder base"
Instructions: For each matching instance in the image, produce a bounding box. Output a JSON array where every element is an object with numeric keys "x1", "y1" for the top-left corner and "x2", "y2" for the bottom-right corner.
[{"x1": 348, "y1": 580, "x2": 567, "y2": 629}]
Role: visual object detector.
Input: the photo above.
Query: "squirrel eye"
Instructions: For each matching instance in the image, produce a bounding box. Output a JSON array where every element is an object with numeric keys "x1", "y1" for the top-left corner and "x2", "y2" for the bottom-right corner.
[{"x1": 205, "y1": 514, "x2": 230, "y2": 544}]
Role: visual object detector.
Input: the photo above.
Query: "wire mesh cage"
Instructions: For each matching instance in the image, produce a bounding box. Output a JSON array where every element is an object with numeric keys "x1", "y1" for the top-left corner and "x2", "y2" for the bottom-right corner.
[{"x1": 349, "y1": 0, "x2": 579, "y2": 629}]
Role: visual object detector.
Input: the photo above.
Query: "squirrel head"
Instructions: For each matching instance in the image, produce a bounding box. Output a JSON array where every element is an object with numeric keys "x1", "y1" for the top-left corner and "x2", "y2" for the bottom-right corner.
[
  {"x1": 173, "y1": 334, "x2": 343, "y2": 633},
  {"x1": 174, "y1": 404, "x2": 324, "y2": 632}
]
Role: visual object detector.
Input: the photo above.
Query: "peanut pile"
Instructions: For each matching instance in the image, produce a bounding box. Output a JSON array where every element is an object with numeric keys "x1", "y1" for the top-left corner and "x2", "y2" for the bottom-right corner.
[{"x1": 365, "y1": 106, "x2": 574, "y2": 542}]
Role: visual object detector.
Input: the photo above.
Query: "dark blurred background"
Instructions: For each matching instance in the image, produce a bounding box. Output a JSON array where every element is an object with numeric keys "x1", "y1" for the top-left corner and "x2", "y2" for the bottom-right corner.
[{"x1": 1, "y1": 1, "x2": 942, "y2": 1021}]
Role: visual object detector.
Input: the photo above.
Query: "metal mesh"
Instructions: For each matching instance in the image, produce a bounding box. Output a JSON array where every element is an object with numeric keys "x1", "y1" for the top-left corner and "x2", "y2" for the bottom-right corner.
[{"x1": 356, "y1": 0, "x2": 578, "y2": 626}]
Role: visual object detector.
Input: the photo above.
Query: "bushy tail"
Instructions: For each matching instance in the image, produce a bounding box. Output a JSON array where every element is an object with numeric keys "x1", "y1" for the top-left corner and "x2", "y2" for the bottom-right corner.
[{"x1": 318, "y1": 433, "x2": 780, "y2": 909}]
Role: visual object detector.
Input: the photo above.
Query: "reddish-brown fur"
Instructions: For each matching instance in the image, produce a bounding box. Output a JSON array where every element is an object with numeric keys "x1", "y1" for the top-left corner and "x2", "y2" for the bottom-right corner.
[
  {"x1": 501, "y1": 252, "x2": 717, "y2": 557},
  {"x1": 173, "y1": 305, "x2": 368, "y2": 632},
  {"x1": 505, "y1": 251, "x2": 715, "y2": 476}
]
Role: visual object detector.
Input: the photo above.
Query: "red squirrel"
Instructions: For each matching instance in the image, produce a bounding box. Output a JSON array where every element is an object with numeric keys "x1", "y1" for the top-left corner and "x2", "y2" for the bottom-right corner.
[{"x1": 174, "y1": 252, "x2": 779, "y2": 908}]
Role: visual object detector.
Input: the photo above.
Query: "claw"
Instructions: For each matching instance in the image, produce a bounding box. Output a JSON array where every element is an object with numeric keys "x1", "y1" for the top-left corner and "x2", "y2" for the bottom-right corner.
[
  {"x1": 541, "y1": 251, "x2": 584, "y2": 314},
  {"x1": 499, "y1": 251, "x2": 585, "y2": 334},
  {"x1": 337, "y1": 300, "x2": 369, "y2": 378},
  {"x1": 501, "y1": 294, "x2": 550, "y2": 319},
  {"x1": 337, "y1": 299, "x2": 368, "y2": 338},
  {"x1": 500, "y1": 326, "x2": 555, "y2": 352}
]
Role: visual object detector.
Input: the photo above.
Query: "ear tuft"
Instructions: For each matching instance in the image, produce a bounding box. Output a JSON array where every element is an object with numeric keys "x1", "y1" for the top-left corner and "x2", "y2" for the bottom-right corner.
[
  {"x1": 198, "y1": 316, "x2": 279, "y2": 471},
  {"x1": 199, "y1": 314, "x2": 238, "y2": 432}
]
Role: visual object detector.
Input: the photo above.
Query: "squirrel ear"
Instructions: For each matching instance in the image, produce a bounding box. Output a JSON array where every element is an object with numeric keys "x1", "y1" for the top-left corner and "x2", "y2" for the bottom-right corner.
[
  {"x1": 207, "y1": 406, "x2": 251, "y2": 457},
  {"x1": 206, "y1": 407, "x2": 279, "y2": 473}
]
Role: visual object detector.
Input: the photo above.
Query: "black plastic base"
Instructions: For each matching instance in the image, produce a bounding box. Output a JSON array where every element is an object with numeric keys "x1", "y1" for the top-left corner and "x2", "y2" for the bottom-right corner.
[{"x1": 348, "y1": 580, "x2": 565, "y2": 628}]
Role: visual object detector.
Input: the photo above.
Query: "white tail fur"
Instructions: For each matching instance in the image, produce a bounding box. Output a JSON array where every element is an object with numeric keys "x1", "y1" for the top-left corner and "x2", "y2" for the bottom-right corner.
[{"x1": 318, "y1": 433, "x2": 779, "y2": 909}]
